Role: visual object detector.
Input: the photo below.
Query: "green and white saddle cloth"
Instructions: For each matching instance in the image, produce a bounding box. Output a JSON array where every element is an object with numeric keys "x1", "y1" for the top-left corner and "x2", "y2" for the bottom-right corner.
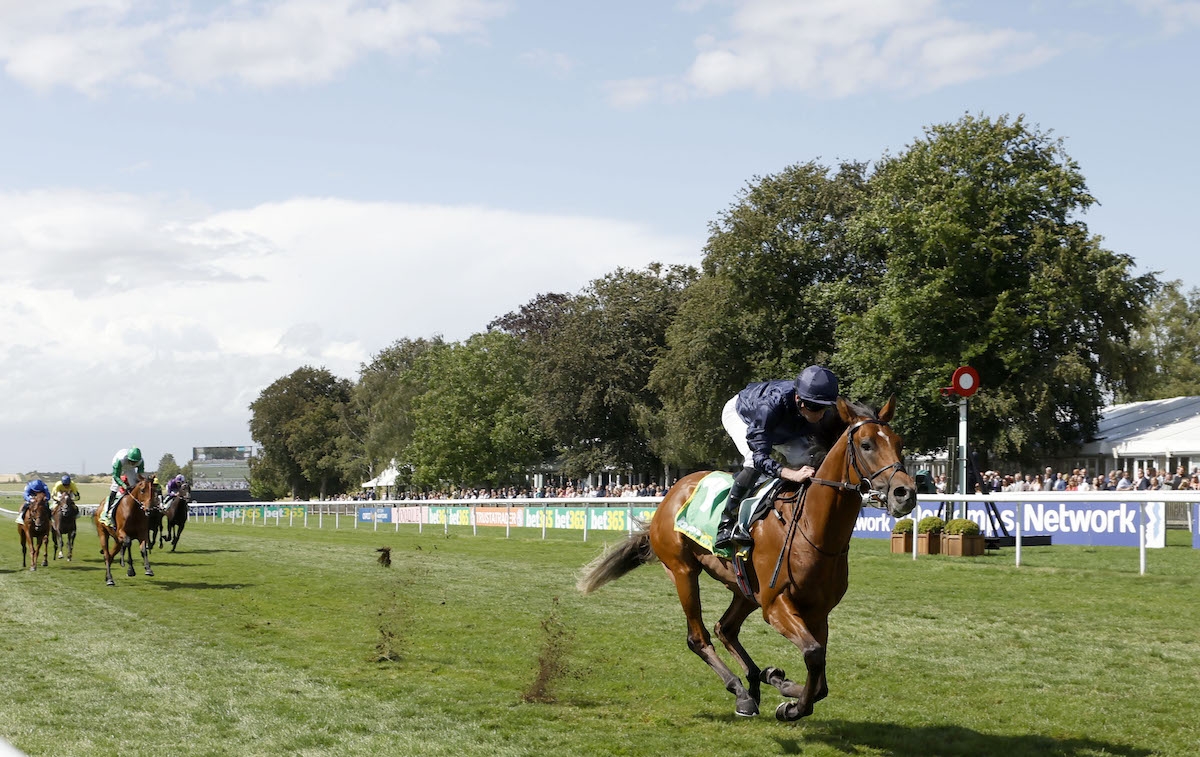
[{"x1": 674, "y1": 471, "x2": 777, "y2": 558}]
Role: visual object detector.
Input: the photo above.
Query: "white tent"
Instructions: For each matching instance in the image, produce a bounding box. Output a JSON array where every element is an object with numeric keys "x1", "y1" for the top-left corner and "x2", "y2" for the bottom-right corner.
[
  {"x1": 1079, "y1": 396, "x2": 1200, "y2": 457},
  {"x1": 361, "y1": 464, "x2": 399, "y2": 489}
]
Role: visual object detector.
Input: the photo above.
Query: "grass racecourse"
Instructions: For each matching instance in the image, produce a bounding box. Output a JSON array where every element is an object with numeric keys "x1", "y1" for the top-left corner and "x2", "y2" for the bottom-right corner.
[{"x1": 1, "y1": 513, "x2": 1198, "y2": 757}]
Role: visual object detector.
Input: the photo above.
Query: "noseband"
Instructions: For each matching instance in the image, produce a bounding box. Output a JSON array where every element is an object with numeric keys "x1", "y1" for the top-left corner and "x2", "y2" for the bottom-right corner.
[{"x1": 812, "y1": 419, "x2": 906, "y2": 505}]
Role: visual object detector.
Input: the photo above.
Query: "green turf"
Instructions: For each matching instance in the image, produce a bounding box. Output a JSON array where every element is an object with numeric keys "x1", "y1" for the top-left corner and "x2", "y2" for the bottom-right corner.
[{"x1": 1, "y1": 519, "x2": 1197, "y2": 756}]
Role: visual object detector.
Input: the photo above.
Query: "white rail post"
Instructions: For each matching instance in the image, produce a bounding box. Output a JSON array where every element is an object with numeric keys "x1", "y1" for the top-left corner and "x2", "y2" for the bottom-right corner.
[
  {"x1": 419, "y1": 505, "x2": 424, "y2": 534},
  {"x1": 506, "y1": 504, "x2": 511, "y2": 539},
  {"x1": 583, "y1": 506, "x2": 589, "y2": 542},
  {"x1": 354, "y1": 506, "x2": 359, "y2": 530},
  {"x1": 395, "y1": 505, "x2": 399, "y2": 533},
  {"x1": 1015, "y1": 500, "x2": 1023, "y2": 567},
  {"x1": 373, "y1": 508, "x2": 378, "y2": 532},
  {"x1": 472, "y1": 504, "x2": 477, "y2": 536},
  {"x1": 627, "y1": 503, "x2": 633, "y2": 535},
  {"x1": 1139, "y1": 502, "x2": 1146, "y2": 576},
  {"x1": 289, "y1": 509, "x2": 293, "y2": 528},
  {"x1": 241, "y1": 509, "x2": 246, "y2": 526},
  {"x1": 542, "y1": 503, "x2": 547, "y2": 540},
  {"x1": 335, "y1": 510, "x2": 339, "y2": 530},
  {"x1": 911, "y1": 509, "x2": 918, "y2": 561}
]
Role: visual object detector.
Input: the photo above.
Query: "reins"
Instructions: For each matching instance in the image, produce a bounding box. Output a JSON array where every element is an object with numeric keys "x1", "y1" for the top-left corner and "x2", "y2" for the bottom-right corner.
[{"x1": 769, "y1": 416, "x2": 907, "y2": 583}]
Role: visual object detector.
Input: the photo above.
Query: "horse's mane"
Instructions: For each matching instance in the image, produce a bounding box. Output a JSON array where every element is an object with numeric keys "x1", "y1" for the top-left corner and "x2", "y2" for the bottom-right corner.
[{"x1": 808, "y1": 397, "x2": 880, "y2": 468}]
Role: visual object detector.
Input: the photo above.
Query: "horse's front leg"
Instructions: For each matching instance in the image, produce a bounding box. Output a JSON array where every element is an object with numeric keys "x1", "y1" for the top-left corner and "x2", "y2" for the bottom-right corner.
[
  {"x1": 763, "y1": 597, "x2": 829, "y2": 721},
  {"x1": 67, "y1": 530, "x2": 75, "y2": 561},
  {"x1": 122, "y1": 536, "x2": 136, "y2": 577},
  {"x1": 714, "y1": 594, "x2": 763, "y2": 707},
  {"x1": 39, "y1": 535, "x2": 48, "y2": 567},
  {"x1": 670, "y1": 562, "x2": 759, "y2": 717},
  {"x1": 141, "y1": 537, "x2": 154, "y2": 577}
]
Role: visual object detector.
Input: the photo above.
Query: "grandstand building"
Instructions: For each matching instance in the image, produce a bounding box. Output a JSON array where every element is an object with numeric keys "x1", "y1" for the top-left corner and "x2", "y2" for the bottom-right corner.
[{"x1": 190, "y1": 445, "x2": 256, "y2": 503}]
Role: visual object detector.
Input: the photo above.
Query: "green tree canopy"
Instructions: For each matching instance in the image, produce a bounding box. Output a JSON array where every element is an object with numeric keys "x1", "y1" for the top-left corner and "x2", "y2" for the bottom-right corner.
[
  {"x1": 834, "y1": 114, "x2": 1156, "y2": 461},
  {"x1": 650, "y1": 161, "x2": 869, "y2": 467},
  {"x1": 405, "y1": 331, "x2": 547, "y2": 487},
  {"x1": 249, "y1": 366, "x2": 354, "y2": 498},
  {"x1": 155, "y1": 453, "x2": 181, "y2": 480},
  {"x1": 1123, "y1": 280, "x2": 1200, "y2": 400}
]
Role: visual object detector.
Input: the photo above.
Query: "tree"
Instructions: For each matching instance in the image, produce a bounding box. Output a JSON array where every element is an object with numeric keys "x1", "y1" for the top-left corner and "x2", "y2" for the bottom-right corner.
[
  {"x1": 1123, "y1": 280, "x2": 1200, "y2": 400},
  {"x1": 650, "y1": 161, "x2": 869, "y2": 467},
  {"x1": 500, "y1": 266, "x2": 696, "y2": 477},
  {"x1": 345, "y1": 337, "x2": 446, "y2": 489},
  {"x1": 249, "y1": 366, "x2": 354, "y2": 498},
  {"x1": 155, "y1": 453, "x2": 181, "y2": 480},
  {"x1": 834, "y1": 114, "x2": 1157, "y2": 462},
  {"x1": 405, "y1": 331, "x2": 546, "y2": 487}
]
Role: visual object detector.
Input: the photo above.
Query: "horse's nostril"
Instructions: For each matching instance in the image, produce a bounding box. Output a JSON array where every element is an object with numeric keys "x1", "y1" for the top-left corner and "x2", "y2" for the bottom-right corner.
[{"x1": 893, "y1": 486, "x2": 908, "y2": 499}]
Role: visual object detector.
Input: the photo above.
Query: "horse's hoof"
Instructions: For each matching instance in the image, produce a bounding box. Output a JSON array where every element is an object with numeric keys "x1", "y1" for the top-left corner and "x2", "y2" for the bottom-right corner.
[
  {"x1": 735, "y1": 699, "x2": 759, "y2": 717},
  {"x1": 145, "y1": 569, "x2": 154, "y2": 576},
  {"x1": 106, "y1": 579, "x2": 115, "y2": 586}
]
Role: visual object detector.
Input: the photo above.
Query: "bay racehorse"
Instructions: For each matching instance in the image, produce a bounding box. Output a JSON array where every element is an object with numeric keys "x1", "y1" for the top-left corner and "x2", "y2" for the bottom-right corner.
[
  {"x1": 94, "y1": 477, "x2": 156, "y2": 586},
  {"x1": 579, "y1": 396, "x2": 917, "y2": 721},
  {"x1": 163, "y1": 481, "x2": 191, "y2": 552},
  {"x1": 18, "y1": 492, "x2": 51, "y2": 571},
  {"x1": 51, "y1": 491, "x2": 79, "y2": 561}
]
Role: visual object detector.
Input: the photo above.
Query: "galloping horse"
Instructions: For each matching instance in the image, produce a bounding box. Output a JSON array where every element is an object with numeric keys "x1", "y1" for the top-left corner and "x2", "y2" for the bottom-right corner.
[
  {"x1": 18, "y1": 492, "x2": 51, "y2": 570},
  {"x1": 163, "y1": 481, "x2": 191, "y2": 552},
  {"x1": 94, "y1": 477, "x2": 156, "y2": 586},
  {"x1": 579, "y1": 396, "x2": 917, "y2": 721},
  {"x1": 51, "y1": 491, "x2": 79, "y2": 561}
]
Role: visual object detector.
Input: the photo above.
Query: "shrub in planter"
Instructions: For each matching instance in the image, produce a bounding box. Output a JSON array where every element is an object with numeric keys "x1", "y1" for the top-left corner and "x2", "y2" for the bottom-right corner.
[
  {"x1": 944, "y1": 518, "x2": 984, "y2": 556},
  {"x1": 890, "y1": 519, "x2": 913, "y2": 553},
  {"x1": 916, "y1": 516, "x2": 944, "y2": 555}
]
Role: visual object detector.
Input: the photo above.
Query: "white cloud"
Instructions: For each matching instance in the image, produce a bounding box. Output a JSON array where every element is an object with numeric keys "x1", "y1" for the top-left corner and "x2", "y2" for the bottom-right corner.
[
  {"x1": 0, "y1": 0, "x2": 506, "y2": 95},
  {"x1": 606, "y1": 0, "x2": 1057, "y2": 105},
  {"x1": 1126, "y1": 0, "x2": 1200, "y2": 32},
  {"x1": 0, "y1": 190, "x2": 698, "y2": 471}
]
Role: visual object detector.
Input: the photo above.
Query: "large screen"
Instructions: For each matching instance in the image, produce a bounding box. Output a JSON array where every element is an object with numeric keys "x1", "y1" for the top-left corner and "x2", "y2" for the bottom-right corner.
[{"x1": 192, "y1": 446, "x2": 253, "y2": 462}]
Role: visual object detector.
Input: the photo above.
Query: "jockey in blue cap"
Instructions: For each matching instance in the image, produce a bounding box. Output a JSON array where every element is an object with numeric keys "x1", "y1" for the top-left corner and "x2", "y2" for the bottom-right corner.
[
  {"x1": 17, "y1": 479, "x2": 51, "y2": 522},
  {"x1": 714, "y1": 365, "x2": 840, "y2": 549}
]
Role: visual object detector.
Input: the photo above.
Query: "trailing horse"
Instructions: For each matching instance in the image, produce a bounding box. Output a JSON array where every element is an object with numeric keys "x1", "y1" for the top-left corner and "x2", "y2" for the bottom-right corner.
[
  {"x1": 51, "y1": 492, "x2": 79, "y2": 561},
  {"x1": 579, "y1": 396, "x2": 917, "y2": 721},
  {"x1": 147, "y1": 481, "x2": 165, "y2": 552},
  {"x1": 94, "y1": 477, "x2": 156, "y2": 587},
  {"x1": 163, "y1": 481, "x2": 190, "y2": 552},
  {"x1": 18, "y1": 492, "x2": 51, "y2": 571}
]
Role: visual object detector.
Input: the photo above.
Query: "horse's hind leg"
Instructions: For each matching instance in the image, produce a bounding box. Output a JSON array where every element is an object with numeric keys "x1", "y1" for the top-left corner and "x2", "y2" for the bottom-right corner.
[
  {"x1": 67, "y1": 531, "x2": 75, "y2": 562},
  {"x1": 40, "y1": 537, "x2": 48, "y2": 567},
  {"x1": 123, "y1": 537, "x2": 136, "y2": 577},
  {"x1": 764, "y1": 598, "x2": 829, "y2": 721},
  {"x1": 714, "y1": 595, "x2": 763, "y2": 707},
  {"x1": 670, "y1": 559, "x2": 759, "y2": 717}
]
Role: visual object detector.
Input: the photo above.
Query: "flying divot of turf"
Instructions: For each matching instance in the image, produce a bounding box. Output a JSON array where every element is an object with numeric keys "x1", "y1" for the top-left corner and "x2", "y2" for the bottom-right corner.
[{"x1": 522, "y1": 596, "x2": 573, "y2": 703}]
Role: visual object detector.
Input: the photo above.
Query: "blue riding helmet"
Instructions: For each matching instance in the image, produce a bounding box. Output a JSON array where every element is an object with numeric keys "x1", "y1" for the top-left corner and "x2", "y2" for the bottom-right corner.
[
  {"x1": 794, "y1": 365, "x2": 839, "y2": 406},
  {"x1": 62, "y1": 475, "x2": 72, "y2": 485}
]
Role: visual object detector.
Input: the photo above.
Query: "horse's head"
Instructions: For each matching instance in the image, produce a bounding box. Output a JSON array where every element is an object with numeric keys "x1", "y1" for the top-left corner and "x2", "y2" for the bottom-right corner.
[
  {"x1": 834, "y1": 395, "x2": 917, "y2": 518},
  {"x1": 131, "y1": 477, "x2": 156, "y2": 513},
  {"x1": 28, "y1": 493, "x2": 49, "y2": 529}
]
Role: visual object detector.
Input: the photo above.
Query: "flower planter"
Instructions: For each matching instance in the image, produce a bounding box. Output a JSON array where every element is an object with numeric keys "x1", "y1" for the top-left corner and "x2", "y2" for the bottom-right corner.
[
  {"x1": 890, "y1": 532, "x2": 912, "y2": 554},
  {"x1": 917, "y1": 533, "x2": 941, "y2": 555},
  {"x1": 943, "y1": 533, "x2": 985, "y2": 556}
]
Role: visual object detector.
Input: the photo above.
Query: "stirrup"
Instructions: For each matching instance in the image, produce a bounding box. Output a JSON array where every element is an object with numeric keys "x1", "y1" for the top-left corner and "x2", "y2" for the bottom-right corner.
[{"x1": 730, "y1": 522, "x2": 753, "y2": 545}]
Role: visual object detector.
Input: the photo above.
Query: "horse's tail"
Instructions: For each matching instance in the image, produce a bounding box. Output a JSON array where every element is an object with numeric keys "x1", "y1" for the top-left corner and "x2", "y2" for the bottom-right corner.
[{"x1": 577, "y1": 528, "x2": 657, "y2": 595}]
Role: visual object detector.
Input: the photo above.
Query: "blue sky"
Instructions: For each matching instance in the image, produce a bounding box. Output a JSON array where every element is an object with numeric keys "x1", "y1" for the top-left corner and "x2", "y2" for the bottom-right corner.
[{"x1": 1, "y1": 0, "x2": 1197, "y2": 476}]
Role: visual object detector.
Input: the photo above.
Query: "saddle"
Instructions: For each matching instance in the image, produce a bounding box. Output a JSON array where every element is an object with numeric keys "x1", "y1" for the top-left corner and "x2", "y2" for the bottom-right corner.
[{"x1": 674, "y1": 473, "x2": 798, "y2": 558}]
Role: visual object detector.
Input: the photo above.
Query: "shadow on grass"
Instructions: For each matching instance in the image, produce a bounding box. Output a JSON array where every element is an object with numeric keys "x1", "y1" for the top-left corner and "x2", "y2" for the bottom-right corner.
[
  {"x1": 176, "y1": 548, "x2": 244, "y2": 554},
  {"x1": 54, "y1": 565, "x2": 102, "y2": 571},
  {"x1": 0, "y1": 568, "x2": 17, "y2": 574},
  {"x1": 777, "y1": 719, "x2": 1153, "y2": 757},
  {"x1": 151, "y1": 580, "x2": 254, "y2": 591}
]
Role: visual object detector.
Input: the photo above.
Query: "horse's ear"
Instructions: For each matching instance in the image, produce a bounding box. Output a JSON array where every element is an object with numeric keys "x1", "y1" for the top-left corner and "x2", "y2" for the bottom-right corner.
[
  {"x1": 879, "y1": 394, "x2": 896, "y2": 423},
  {"x1": 836, "y1": 396, "x2": 855, "y2": 423}
]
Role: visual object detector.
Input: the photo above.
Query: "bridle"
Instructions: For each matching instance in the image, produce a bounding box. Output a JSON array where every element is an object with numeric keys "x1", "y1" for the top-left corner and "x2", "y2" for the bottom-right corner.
[
  {"x1": 811, "y1": 418, "x2": 906, "y2": 505},
  {"x1": 768, "y1": 417, "x2": 907, "y2": 576}
]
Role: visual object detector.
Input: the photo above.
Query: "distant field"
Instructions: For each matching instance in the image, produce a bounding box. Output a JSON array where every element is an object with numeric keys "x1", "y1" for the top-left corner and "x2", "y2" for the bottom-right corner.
[
  {"x1": 0, "y1": 481, "x2": 110, "y2": 510},
  {"x1": 1, "y1": 521, "x2": 1197, "y2": 756}
]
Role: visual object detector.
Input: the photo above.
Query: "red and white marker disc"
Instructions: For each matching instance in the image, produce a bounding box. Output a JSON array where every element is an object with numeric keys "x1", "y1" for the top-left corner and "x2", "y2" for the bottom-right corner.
[{"x1": 951, "y1": 366, "x2": 980, "y2": 397}]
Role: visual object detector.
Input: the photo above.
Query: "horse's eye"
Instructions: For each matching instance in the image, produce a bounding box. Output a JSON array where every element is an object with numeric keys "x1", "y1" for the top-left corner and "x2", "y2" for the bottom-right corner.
[{"x1": 860, "y1": 442, "x2": 871, "y2": 451}]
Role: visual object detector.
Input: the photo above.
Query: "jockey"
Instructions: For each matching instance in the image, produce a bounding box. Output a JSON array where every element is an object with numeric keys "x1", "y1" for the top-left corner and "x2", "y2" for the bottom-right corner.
[
  {"x1": 100, "y1": 447, "x2": 145, "y2": 528},
  {"x1": 714, "y1": 365, "x2": 839, "y2": 549},
  {"x1": 17, "y1": 478, "x2": 51, "y2": 522},
  {"x1": 51, "y1": 475, "x2": 81, "y2": 511},
  {"x1": 165, "y1": 474, "x2": 188, "y2": 502}
]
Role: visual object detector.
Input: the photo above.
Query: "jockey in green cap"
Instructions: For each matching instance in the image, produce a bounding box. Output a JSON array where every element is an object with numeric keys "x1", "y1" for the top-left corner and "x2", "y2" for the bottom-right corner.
[{"x1": 100, "y1": 446, "x2": 144, "y2": 528}]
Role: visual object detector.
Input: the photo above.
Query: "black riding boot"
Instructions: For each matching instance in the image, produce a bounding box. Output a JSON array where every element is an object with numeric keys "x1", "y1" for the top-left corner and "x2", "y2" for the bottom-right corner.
[{"x1": 714, "y1": 468, "x2": 760, "y2": 549}]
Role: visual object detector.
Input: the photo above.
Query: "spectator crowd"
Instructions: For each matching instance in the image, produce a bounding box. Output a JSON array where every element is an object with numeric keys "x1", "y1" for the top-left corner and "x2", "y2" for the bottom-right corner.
[{"x1": 937, "y1": 465, "x2": 1200, "y2": 494}]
